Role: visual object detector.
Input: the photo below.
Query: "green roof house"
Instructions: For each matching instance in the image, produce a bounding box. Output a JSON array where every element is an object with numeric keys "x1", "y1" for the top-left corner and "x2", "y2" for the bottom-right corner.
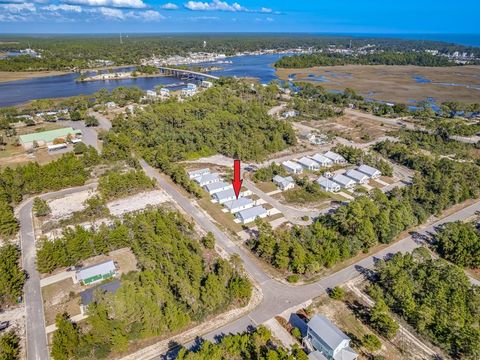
[{"x1": 19, "y1": 127, "x2": 82, "y2": 149}]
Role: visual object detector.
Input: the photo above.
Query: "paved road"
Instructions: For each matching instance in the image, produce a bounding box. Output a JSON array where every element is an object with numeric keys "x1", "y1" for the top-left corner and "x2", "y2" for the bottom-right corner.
[{"x1": 18, "y1": 184, "x2": 97, "y2": 360}]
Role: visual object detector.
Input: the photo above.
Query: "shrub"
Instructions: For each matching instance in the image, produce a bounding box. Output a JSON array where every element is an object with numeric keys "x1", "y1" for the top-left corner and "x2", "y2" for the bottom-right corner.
[
  {"x1": 33, "y1": 197, "x2": 51, "y2": 217},
  {"x1": 287, "y1": 274, "x2": 299, "y2": 283},
  {"x1": 291, "y1": 327, "x2": 302, "y2": 341},
  {"x1": 362, "y1": 334, "x2": 381, "y2": 352},
  {"x1": 329, "y1": 286, "x2": 345, "y2": 300}
]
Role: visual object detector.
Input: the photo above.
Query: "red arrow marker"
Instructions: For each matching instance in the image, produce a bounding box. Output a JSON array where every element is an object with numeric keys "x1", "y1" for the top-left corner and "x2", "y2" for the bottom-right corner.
[{"x1": 232, "y1": 159, "x2": 243, "y2": 199}]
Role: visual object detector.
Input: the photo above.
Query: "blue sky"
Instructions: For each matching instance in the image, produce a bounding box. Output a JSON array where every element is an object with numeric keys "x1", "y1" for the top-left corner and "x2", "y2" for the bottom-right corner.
[{"x1": 0, "y1": 0, "x2": 479, "y2": 34}]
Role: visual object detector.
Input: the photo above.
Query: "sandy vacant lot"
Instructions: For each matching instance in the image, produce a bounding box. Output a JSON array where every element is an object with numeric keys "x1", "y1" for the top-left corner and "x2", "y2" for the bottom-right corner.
[
  {"x1": 277, "y1": 65, "x2": 480, "y2": 103},
  {"x1": 48, "y1": 189, "x2": 96, "y2": 219},
  {"x1": 107, "y1": 190, "x2": 170, "y2": 216}
]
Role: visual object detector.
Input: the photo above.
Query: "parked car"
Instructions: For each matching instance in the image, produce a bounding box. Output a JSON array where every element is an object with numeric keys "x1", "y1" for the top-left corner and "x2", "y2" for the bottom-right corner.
[{"x1": 0, "y1": 321, "x2": 10, "y2": 332}]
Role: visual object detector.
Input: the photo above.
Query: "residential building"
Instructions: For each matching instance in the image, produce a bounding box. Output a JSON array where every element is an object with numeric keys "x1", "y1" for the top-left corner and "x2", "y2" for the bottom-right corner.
[
  {"x1": 297, "y1": 156, "x2": 321, "y2": 171},
  {"x1": 193, "y1": 173, "x2": 220, "y2": 187},
  {"x1": 273, "y1": 175, "x2": 295, "y2": 191},
  {"x1": 19, "y1": 127, "x2": 82, "y2": 150},
  {"x1": 146, "y1": 90, "x2": 157, "y2": 98},
  {"x1": 357, "y1": 164, "x2": 382, "y2": 179},
  {"x1": 79, "y1": 280, "x2": 121, "y2": 314},
  {"x1": 159, "y1": 88, "x2": 170, "y2": 97},
  {"x1": 235, "y1": 205, "x2": 268, "y2": 224},
  {"x1": 188, "y1": 168, "x2": 210, "y2": 180},
  {"x1": 201, "y1": 80, "x2": 213, "y2": 88},
  {"x1": 324, "y1": 151, "x2": 347, "y2": 164},
  {"x1": 105, "y1": 101, "x2": 116, "y2": 109},
  {"x1": 282, "y1": 110, "x2": 298, "y2": 118},
  {"x1": 212, "y1": 188, "x2": 239, "y2": 204},
  {"x1": 316, "y1": 176, "x2": 340, "y2": 192},
  {"x1": 345, "y1": 169, "x2": 369, "y2": 184},
  {"x1": 304, "y1": 315, "x2": 357, "y2": 360},
  {"x1": 311, "y1": 154, "x2": 333, "y2": 167},
  {"x1": 204, "y1": 181, "x2": 232, "y2": 195},
  {"x1": 307, "y1": 133, "x2": 327, "y2": 145},
  {"x1": 182, "y1": 83, "x2": 198, "y2": 97},
  {"x1": 223, "y1": 197, "x2": 255, "y2": 213},
  {"x1": 331, "y1": 174, "x2": 356, "y2": 189},
  {"x1": 75, "y1": 260, "x2": 117, "y2": 285},
  {"x1": 282, "y1": 160, "x2": 303, "y2": 174}
]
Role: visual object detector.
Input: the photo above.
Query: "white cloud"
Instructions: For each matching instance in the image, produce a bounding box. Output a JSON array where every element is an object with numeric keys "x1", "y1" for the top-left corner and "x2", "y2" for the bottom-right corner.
[
  {"x1": 96, "y1": 6, "x2": 125, "y2": 18},
  {"x1": 0, "y1": 2, "x2": 36, "y2": 13},
  {"x1": 185, "y1": 0, "x2": 245, "y2": 12},
  {"x1": 62, "y1": 0, "x2": 146, "y2": 9},
  {"x1": 161, "y1": 2, "x2": 178, "y2": 10},
  {"x1": 266, "y1": 17, "x2": 273, "y2": 22},
  {"x1": 43, "y1": 4, "x2": 82, "y2": 12},
  {"x1": 259, "y1": 7, "x2": 272, "y2": 13},
  {"x1": 136, "y1": 10, "x2": 164, "y2": 21}
]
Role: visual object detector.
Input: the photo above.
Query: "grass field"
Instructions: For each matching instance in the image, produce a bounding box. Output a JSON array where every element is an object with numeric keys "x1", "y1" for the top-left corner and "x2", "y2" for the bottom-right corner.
[{"x1": 0, "y1": 70, "x2": 69, "y2": 83}]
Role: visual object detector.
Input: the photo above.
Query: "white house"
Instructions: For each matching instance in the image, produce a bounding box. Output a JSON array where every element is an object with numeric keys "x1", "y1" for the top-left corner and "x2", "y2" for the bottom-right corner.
[
  {"x1": 332, "y1": 174, "x2": 356, "y2": 189},
  {"x1": 311, "y1": 153, "x2": 333, "y2": 167},
  {"x1": 146, "y1": 90, "x2": 157, "y2": 98},
  {"x1": 201, "y1": 80, "x2": 213, "y2": 88},
  {"x1": 297, "y1": 156, "x2": 320, "y2": 171},
  {"x1": 282, "y1": 160, "x2": 303, "y2": 174},
  {"x1": 75, "y1": 260, "x2": 117, "y2": 285},
  {"x1": 273, "y1": 175, "x2": 295, "y2": 191},
  {"x1": 304, "y1": 315, "x2": 357, "y2": 360},
  {"x1": 193, "y1": 173, "x2": 220, "y2": 187},
  {"x1": 223, "y1": 197, "x2": 255, "y2": 214},
  {"x1": 316, "y1": 176, "x2": 341, "y2": 192},
  {"x1": 204, "y1": 181, "x2": 232, "y2": 195},
  {"x1": 105, "y1": 101, "x2": 116, "y2": 109},
  {"x1": 188, "y1": 168, "x2": 210, "y2": 180},
  {"x1": 212, "y1": 188, "x2": 238, "y2": 204},
  {"x1": 159, "y1": 88, "x2": 170, "y2": 97},
  {"x1": 345, "y1": 169, "x2": 369, "y2": 184},
  {"x1": 324, "y1": 151, "x2": 347, "y2": 164},
  {"x1": 235, "y1": 205, "x2": 268, "y2": 224},
  {"x1": 357, "y1": 164, "x2": 382, "y2": 179}
]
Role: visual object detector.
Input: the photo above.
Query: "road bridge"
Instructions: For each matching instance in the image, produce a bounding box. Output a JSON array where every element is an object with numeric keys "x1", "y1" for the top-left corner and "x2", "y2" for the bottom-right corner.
[{"x1": 157, "y1": 66, "x2": 219, "y2": 81}]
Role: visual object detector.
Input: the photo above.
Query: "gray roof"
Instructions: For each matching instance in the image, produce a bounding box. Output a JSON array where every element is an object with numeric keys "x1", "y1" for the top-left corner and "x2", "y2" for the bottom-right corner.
[
  {"x1": 357, "y1": 164, "x2": 381, "y2": 177},
  {"x1": 335, "y1": 346, "x2": 358, "y2": 360},
  {"x1": 308, "y1": 351, "x2": 328, "y2": 360},
  {"x1": 236, "y1": 205, "x2": 267, "y2": 221},
  {"x1": 194, "y1": 173, "x2": 220, "y2": 185},
  {"x1": 282, "y1": 160, "x2": 303, "y2": 171},
  {"x1": 80, "y1": 280, "x2": 121, "y2": 306},
  {"x1": 204, "y1": 181, "x2": 231, "y2": 193},
  {"x1": 332, "y1": 174, "x2": 355, "y2": 187},
  {"x1": 345, "y1": 169, "x2": 369, "y2": 182},
  {"x1": 316, "y1": 176, "x2": 340, "y2": 189},
  {"x1": 297, "y1": 156, "x2": 319, "y2": 168},
  {"x1": 307, "y1": 315, "x2": 350, "y2": 352},
  {"x1": 324, "y1": 151, "x2": 346, "y2": 162},
  {"x1": 273, "y1": 175, "x2": 294, "y2": 186},
  {"x1": 224, "y1": 197, "x2": 254, "y2": 211},
  {"x1": 188, "y1": 168, "x2": 210, "y2": 178},
  {"x1": 76, "y1": 260, "x2": 116, "y2": 281},
  {"x1": 311, "y1": 153, "x2": 333, "y2": 165},
  {"x1": 213, "y1": 188, "x2": 237, "y2": 201}
]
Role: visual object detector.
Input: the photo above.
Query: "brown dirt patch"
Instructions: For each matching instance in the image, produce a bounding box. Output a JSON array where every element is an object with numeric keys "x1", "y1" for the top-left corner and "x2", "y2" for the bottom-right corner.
[{"x1": 0, "y1": 71, "x2": 70, "y2": 83}]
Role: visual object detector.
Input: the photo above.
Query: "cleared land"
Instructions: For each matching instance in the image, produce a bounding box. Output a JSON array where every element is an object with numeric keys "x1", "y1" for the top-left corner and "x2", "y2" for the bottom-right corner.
[
  {"x1": 0, "y1": 70, "x2": 69, "y2": 83},
  {"x1": 277, "y1": 65, "x2": 480, "y2": 103}
]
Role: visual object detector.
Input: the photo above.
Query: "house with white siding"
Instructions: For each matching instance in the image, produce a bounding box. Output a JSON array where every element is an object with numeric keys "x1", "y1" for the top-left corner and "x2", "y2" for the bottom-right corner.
[
  {"x1": 235, "y1": 205, "x2": 268, "y2": 224},
  {"x1": 324, "y1": 151, "x2": 347, "y2": 164},
  {"x1": 188, "y1": 168, "x2": 210, "y2": 180},
  {"x1": 357, "y1": 164, "x2": 382, "y2": 179},
  {"x1": 297, "y1": 156, "x2": 321, "y2": 171},
  {"x1": 273, "y1": 175, "x2": 295, "y2": 191},
  {"x1": 204, "y1": 181, "x2": 232, "y2": 195},
  {"x1": 316, "y1": 176, "x2": 341, "y2": 192},
  {"x1": 223, "y1": 197, "x2": 255, "y2": 213},
  {"x1": 194, "y1": 173, "x2": 220, "y2": 187},
  {"x1": 282, "y1": 160, "x2": 303, "y2": 174},
  {"x1": 345, "y1": 169, "x2": 369, "y2": 184},
  {"x1": 332, "y1": 174, "x2": 356, "y2": 189},
  {"x1": 311, "y1": 153, "x2": 333, "y2": 167}
]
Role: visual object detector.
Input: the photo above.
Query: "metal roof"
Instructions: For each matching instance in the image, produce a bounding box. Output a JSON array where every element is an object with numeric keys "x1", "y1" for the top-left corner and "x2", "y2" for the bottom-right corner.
[
  {"x1": 345, "y1": 169, "x2": 369, "y2": 182},
  {"x1": 204, "y1": 181, "x2": 231, "y2": 193},
  {"x1": 324, "y1": 151, "x2": 346, "y2": 162},
  {"x1": 297, "y1": 156, "x2": 319, "y2": 168},
  {"x1": 357, "y1": 164, "x2": 381, "y2": 177},
  {"x1": 224, "y1": 197, "x2": 254, "y2": 210},
  {"x1": 282, "y1": 160, "x2": 303, "y2": 170},
  {"x1": 316, "y1": 176, "x2": 340, "y2": 189},
  {"x1": 76, "y1": 260, "x2": 116, "y2": 281},
  {"x1": 273, "y1": 175, "x2": 294, "y2": 186},
  {"x1": 236, "y1": 205, "x2": 267, "y2": 221},
  {"x1": 188, "y1": 168, "x2": 210, "y2": 178},
  {"x1": 311, "y1": 153, "x2": 333, "y2": 165},
  {"x1": 213, "y1": 188, "x2": 237, "y2": 201},
  {"x1": 19, "y1": 127, "x2": 81, "y2": 144},
  {"x1": 80, "y1": 280, "x2": 121, "y2": 306},
  {"x1": 194, "y1": 173, "x2": 220, "y2": 184},
  {"x1": 307, "y1": 315, "x2": 350, "y2": 352},
  {"x1": 332, "y1": 174, "x2": 355, "y2": 187}
]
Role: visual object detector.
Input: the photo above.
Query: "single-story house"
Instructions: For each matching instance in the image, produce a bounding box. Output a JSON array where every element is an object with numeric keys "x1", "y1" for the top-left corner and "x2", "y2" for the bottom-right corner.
[
  {"x1": 324, "y1": 151, "x2": 347, "y2": 164},
  {"x1": 204, "y1": 181, "x2": 232, "y2": 195},
  {"x1": 316, "y1": 176, "x2": 341, "y2": 192},
  {"x1": 79, "y1": 280, "x2": 121, "y2": 314},
  {"x1": 273, "y1": 175, "x2": 295, "y2": 191},
  {"x1": 345, "y1": 169, "x2": 369, "y2": 184},
  {"x1": 332, "y1": 174, "x2": 356, "y2": 189},
  {"x1": 75, "y1": 260, "x2": 117, "y2": 285},
  {"x1": 159, "y1": 88, "x2": 170, "y2": 97},
  {"x1": 105, "y1": 101, "x2": 116, "y2": 109},
  {"x1": 311, "y1": 154, "x2": 333, "y2": 167},
  {"x1": 297, "y1": 157, "x2": 320, "y2": 171},
  {"x1": 223, "y1": 197, "x2": 255, "y2": 214},
  {"x1": 213, "y1": 188, "x2": 239, "y2": 204},
  {"x1": 282, "y1": 160, "x2": 303, "y2": 174},
  {"x1": 19, "y1": 127, "x2": 82, "y2": 150},
  {"x1": 235, "y1": 205, "x2": 268, "y2": 224},
  {"x1": 193, "y1": 173, "x2": 220, "y2": 187},
  {"x1": 304, "y1": 315, "x2": 357, "y2": 360},
  {"x1": 357, "y1": 164, "x2": 382, "y2": 179},
  {"x1": 188, "y1": 168, "x2": 210, "y2": 180},
  {"x1": 146, "y1": 90, "x2": 157, "y2": 98},
  {"x1": 201, "y1": 80, "x2": 213, "y2": 88}
]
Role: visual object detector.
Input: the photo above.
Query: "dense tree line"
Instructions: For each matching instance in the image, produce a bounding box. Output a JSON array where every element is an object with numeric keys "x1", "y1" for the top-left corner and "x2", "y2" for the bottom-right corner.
[
  {"x1": 252, "y1": 163, "x2": 288, "y2": 182},
  {"x1": 46, "y1": 208, "x2": 252, "y2": 359},
  {"x1": 275, "y1": 51, "x2": 457, "y2": 68},
  {"x1": 0, "y1": 150, "x2": 100, "y2": 239},
  {"x1": 249, "y1": 138, "x2": 480, "y2": 275},
  {"x1": 0, "y1": 331, "x2": 20, "y2": 360},
  {"x1": 2, "y1": 34, "x2": 477, "y2": 71},
  {"x1": 332, "y1": 145, "x2": 394, "y2": 176},
  {"x1": 98, "y1": 169, "x2": 155, "y2": 200},
  {"x1": 292, "y1": 97, "x2": 343, "y2": 120},
  {"x1": 176, "y1": 326, "x2": 308, "y2": 360},
  {"x1": 434, "y1": 221, "x2": 480, "y2": 268},
  {"x1": 370, "y1": 251, "x2": 480, "y2": 358},
  {"x1": 0, "y1": 244, "x2": 25, "y2": 308}
]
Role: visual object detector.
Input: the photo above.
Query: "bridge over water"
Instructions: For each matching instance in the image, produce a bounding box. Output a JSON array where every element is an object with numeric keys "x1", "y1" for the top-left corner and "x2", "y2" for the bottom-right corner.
[{"x1": 157, "y1": 66, "x2": 219, "y2": 81}]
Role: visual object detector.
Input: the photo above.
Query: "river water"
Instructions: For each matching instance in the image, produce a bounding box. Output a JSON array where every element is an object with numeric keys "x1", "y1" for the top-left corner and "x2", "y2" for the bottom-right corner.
[{"x1": 0, "y1": 54, "x2": 286, "y2": 107}]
